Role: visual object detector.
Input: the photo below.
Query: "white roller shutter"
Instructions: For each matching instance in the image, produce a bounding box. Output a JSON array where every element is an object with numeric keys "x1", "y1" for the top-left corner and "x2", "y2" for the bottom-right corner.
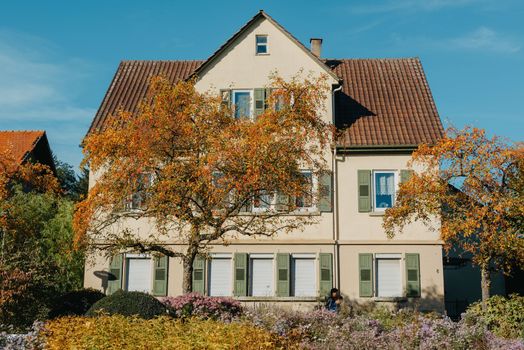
[
  {"x1": 209, "y1": 258, "x2": 232, "y2": 296},
  {"x1": 250, "y1": 258, "x2": 274, "y2": 296},
  {"x1": 126, "y1": 258, "x2": 152, "y2": 293},
  {"x1": 376, "y1": 258, "x2": 402, "y2": 297},
  {"x1": 292, "y1": 258, "x2": 316, "y2": 296}
]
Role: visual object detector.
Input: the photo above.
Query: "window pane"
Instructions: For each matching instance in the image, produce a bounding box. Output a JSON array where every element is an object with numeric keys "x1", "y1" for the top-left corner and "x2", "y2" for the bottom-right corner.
[
  {"x1": 375, "y1": 172, "x2": 394, "y2": 208},
  {"x1": 254, "y1": 191, "x2": 272, "y2": 209},
  {"x1": 256, "y1": 35, "x2": 267, "y2": 44},
  {"x1": 256, "y1": 45, "x2": 267, "y2": 54},
  {"x1": 234, "y1": 92, "x2": 251, "y2": 118}
]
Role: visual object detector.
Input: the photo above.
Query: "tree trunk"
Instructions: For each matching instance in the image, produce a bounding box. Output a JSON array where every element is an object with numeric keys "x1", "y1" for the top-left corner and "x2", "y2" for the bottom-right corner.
[
  {"x1": 480, "y1": 264, "x2": 491, "y2": 308},
  {"x1": 182, "y1": 257, "x2": 193, "y2": 294}
]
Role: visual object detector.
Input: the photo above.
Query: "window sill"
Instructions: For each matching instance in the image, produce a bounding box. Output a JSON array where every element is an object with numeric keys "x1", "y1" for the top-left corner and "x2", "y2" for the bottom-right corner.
[
  {"x1": 373, "y1": 297, "x2": 408, "y2": 302},
  {"x1": 255, "y1": 53, "x2": 270, "y2": 56},
  {"x1": 369, "y1": 211, "x2": 386, "y2": 217},
  {"x1": 236, "y1": 296, "x2": 319, "y2": 302}
]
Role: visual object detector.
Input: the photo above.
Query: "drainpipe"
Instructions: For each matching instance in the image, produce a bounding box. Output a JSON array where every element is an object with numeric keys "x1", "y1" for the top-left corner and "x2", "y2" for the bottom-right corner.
[{"x1": 331, "y1": 84, "x2": 343, "y2": 288}]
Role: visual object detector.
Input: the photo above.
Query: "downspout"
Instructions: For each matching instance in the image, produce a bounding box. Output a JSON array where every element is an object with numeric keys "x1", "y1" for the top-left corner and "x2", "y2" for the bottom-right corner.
[{"x1": 332, "y1": 84, "x2": 343, "y2": 288}]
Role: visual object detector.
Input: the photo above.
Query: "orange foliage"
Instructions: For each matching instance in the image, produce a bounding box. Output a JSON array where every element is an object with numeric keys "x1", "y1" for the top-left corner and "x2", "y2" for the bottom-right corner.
[
  {"x1": 384, "y1": 127, "x2": 524, "y2": 281},
  {"x1": 74, "y1": 73, "x2": 333, "y2": 292}
]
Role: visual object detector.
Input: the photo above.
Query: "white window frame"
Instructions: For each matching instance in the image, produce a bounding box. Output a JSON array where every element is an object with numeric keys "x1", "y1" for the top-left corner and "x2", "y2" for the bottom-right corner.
[
  {"x1": 232, "y1": 89, "x2": 254, "y2": 119},
  {"x1": 294, "y1": 170, "x2": 317, "y2": 213},
  {"x1": 255, "y1": 34, "x2": 268, "y2": 55},
  {"x1": 252, "y1": 191, "x2": 274, "y2": 213},
  {"x1": 374, "y1": 253, "x2": 403, "y2": 298},
  {"x1": 250, "y1": 170, "x2": 317, "y2": 214},
  {"x1": 372, "y1": 170, "x2": 398, "y2": 212}
]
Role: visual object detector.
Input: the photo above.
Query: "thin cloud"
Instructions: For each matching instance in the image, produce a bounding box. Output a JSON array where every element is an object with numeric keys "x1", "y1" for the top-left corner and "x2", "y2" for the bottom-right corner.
[
  {"x1": 0, "y1": 30, "x2": 95, "y2": 169},
  {"x1": 351, "y1": 0, "x2": 487, "y2": 14},
  {"x1": 0, "y1": 30, "x2": 93, "y2": 120},
  {"x1": 449, "y1": 27, "x2": 521, "y2": 53},
  {"x1": 392, "y1": 27, "x2": 521, "y2": 54}
]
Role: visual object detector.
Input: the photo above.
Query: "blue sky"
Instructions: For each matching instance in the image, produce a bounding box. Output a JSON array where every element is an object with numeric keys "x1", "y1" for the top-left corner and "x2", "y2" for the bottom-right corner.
[{"x1": 1, "y1": 0, "x2": 522, "y2": 170}]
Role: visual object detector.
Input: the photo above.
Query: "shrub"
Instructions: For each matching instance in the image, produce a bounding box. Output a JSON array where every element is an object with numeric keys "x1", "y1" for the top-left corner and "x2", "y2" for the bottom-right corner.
[
  {"x1": 161, "y1": 292, "x2": 242, "y2": 321},
  {"x1": 85, "y1": 291, "x2": 167, "y2": 319},
  {"x1": 49, "y1": 288, "x2": 105, "y2": 318},
  {"x1": 464, "y1": 294, "x2": 524, "y2": 339},
  {"x1": 41, "y1": 315, "x2": 294, "y2": 350},
  {"x1": 242, "y1": 305, "x2": 524, "y2": 349}
]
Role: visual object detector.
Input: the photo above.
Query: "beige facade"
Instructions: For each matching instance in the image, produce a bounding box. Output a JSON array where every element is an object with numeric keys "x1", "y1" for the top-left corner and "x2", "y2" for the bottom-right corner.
[{"x1": 84, "y1": 12, "x2": 445, "y2": 311}]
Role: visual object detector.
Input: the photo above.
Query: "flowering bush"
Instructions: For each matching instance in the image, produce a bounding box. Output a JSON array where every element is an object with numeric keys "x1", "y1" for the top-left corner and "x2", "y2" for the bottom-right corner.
[
  {"x1": 161, "y1": 293, "x2": 242, "y2": 321},
  {"x1": 242, "y1": 306, "x2": 524, "y2": 350},
  {"x1": 464, "y1": 294, "x2": 524, "y2": 339}
]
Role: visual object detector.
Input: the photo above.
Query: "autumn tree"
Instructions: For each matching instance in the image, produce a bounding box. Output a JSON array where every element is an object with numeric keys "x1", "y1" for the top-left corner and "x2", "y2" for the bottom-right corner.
[
  {"x1": 75, "y1": 73, "x2": 333, "y2": 293},
  {"x1": 383, "y1": 127, "x2": 524, "y2": 303},
  {"x1": 1, "y1": 150, "x2": 84, "y2": 328}
]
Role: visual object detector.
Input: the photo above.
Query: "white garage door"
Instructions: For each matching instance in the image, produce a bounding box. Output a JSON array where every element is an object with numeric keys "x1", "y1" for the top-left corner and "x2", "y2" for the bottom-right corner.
[
  {"x1": 209, "y1": 258, "x2": 232, "y2": 296},
  {"x1": 251, "y1": 258, "x2": 274, "y2": 296},
  {"x1": 293, "y1": 258, "x2": 316, "y2": 296},
  {"x1": 377, "y1": 258, "x2": 402, "y2": 297},
  {"x1": 126, "y1": 258, "x2": 152, "y2": 293}
]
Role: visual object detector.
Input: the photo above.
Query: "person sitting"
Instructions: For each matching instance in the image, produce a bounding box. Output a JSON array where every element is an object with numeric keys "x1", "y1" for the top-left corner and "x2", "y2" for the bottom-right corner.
[{"x1": 325, "y1": 287, "x2": 342, "y2": 312}]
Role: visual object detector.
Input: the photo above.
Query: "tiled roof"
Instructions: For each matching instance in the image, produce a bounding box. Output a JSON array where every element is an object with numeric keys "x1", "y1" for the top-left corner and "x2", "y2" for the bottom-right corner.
[
  {"x1": 330, "y1": 58, "x2": 444, "y2": 147},
  {"x1": 86, "y1": 58, "x2": 443, "y2": 147},
  {"x1": 0, "y1": 130, "x2": 45, "y2": 163},
  {"x1": 88, "y1": 60, "x2": 204, "y2": 134}
]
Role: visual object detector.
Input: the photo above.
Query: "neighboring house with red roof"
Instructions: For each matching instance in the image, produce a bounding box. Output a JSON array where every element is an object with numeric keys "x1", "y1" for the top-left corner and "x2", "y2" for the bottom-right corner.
[
  {"x1": 0, "y1": 130, "x2": 56, "y2": 173},
  {"x1": 84, "y1": 11, "x2": 446, "y2": 311}
]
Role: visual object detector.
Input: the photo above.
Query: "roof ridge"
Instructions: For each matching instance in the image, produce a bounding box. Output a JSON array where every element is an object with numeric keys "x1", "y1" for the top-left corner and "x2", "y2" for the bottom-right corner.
[
  {"x1": 0, "y1": 130, "x2": 45, "y2": 133},
  {"x1": 120, "y1": 59, "x2": 205, "y2": 63},
  {"x1": 324, "y1": 57, "x2": 420, "y2": 61}
]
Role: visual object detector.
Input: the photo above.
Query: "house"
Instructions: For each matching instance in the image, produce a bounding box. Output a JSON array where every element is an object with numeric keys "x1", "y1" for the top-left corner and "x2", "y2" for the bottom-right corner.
[
  {"x1": 0, "y1": 130, "x2": 56, "y2": 172},
  {"x1": 84, "y1": 11, "x2": 445, "y2": 311}
]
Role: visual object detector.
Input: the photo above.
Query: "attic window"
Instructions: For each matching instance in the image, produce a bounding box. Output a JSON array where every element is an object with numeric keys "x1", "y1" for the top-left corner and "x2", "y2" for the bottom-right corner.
[{"x1": 256, "y1": 35, "x2": 268, "y2": 54}]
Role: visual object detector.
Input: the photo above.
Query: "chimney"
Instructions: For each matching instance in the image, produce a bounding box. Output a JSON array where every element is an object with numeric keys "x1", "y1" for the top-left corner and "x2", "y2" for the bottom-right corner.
[{"x1": 310, "y1": 38, "x2": 323, "y2": 58}]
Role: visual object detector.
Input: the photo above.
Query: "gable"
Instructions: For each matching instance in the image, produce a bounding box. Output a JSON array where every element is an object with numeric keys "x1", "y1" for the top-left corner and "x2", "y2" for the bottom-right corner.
[{"x1": 194, "y1": 14, "x2": 339, "y2": 91}]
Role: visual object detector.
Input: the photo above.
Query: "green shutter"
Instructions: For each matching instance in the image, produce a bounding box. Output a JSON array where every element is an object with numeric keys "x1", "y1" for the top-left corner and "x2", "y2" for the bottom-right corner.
[
  {"x1": 276, "y1": 253, "x2": 290, "y2": 297},
  {"x1": 359, "y1": 253, "x2": 373, "y2": 297},
  {"x1": 319, "y1": 253, "x2": 333, "y2": 297},
  {"x1": 318, "y1": 172, "x2": 333, "y2": 212},
  {"x1": 153, "y1": 255, "x2": 168, "y2": 296},
  {"x1": 358, "y1": 170, "x2": 372, "y2": 212},
  {"x1": 400, "y1": 169, "x2": 414, "y2": 184},
  {"x1": 254, "y1": 88, "x2": 265, "y2": 118},
  {"x1": 107, "y1": 254, "x2": 123, "y2": 295},
  {"x1": 234, "y1": 253, "x2": 248, "y2": 296},
  {"x1": 405, "y1": 253, "x2": 421, "y2": 297},
  {"x1": 192, "y1": 256, "x2": 205, "y2": 294}
]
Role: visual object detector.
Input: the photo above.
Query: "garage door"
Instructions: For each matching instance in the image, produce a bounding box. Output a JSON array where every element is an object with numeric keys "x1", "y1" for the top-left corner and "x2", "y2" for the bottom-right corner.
[
  {"x1": 126, "y1": 258, "x2": 152, "y2": 293},
  {"x1": 293, "y1": 258, "x2": 316, "y2": 296},
  {"x1": 376, "y1": 258, "x2": 402, "y2": 297},
  {"x1": 209, "y1": 258, "x2": 232, "y2": 296},
  {"x1": 251, "y1": 258, "x2": 274, "y2": 296}
]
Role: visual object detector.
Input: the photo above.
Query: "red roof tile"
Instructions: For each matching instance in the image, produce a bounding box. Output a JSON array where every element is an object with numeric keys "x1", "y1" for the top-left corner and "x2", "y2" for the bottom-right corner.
[
  {"x1": 330, "y1": 58, "x2": 444, "y2": 147},
  {"x1": 86, "y1": 58, "x2": 444, "y2": 147},
  {"x1": 87, "y1": 60, "x2": 204, "y2": 134},
  {"x1": 0, "y1": 130, "x2": 45, "y2": 163}
]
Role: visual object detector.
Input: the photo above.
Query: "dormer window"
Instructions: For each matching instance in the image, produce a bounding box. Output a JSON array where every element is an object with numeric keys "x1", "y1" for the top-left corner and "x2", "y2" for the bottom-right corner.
[{"x1": 256, "y1": 35, "x2": 268, "y2": 54}]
